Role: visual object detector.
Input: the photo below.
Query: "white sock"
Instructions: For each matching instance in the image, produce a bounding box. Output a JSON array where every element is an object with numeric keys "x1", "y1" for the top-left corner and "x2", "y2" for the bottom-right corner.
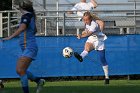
[
  {"x1": 102, "y1": 65, "x2": 109, "y2": 79},
  {"x1": 80, "y1": 50, "x2": 88, "y2": 59}
]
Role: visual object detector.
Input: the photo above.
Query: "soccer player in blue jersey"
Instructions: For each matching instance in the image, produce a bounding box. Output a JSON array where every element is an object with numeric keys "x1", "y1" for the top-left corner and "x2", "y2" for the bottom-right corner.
[
  {"x1": 1, "y1": 0, "x2": 45, "y2": 93},
  {"x1": 74, "y1": 11, "x2": 109, "y2": 84}
]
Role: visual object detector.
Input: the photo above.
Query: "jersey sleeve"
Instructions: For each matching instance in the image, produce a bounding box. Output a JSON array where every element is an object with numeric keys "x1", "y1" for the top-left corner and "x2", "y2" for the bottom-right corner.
[{"x1": 20, "y1": 14, "x2": 31, "y2": 27}]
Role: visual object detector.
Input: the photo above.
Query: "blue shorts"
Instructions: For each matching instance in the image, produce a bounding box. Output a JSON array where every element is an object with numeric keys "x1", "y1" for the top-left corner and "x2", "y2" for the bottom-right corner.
[{"x1": 20, "y1": 48, "x2": 38, "y2": 60}]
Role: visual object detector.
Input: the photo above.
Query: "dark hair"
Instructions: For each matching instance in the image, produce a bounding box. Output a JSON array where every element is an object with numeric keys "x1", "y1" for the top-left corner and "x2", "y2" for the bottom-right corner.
[{"x1": 19, "y1": 1, "x2": 36, "y2": 18}]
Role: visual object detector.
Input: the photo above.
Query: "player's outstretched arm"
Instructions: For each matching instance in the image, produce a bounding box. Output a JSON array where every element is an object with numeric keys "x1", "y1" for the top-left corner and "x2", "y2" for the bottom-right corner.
[
  {"x1": 91, "y1": 0, "x2": 98, "y2": 8},
  {"x1": 77, "y1": 31, "x2": 93, "y2": 39},
  {"x1": 2, "y1": 23, "x2": 27, "y2": 41}
]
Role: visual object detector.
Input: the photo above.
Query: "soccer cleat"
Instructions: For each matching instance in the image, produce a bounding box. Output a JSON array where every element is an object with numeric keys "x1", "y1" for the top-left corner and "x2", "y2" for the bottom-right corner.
[
  {"x1": 104, "y1": 78, "x2": 110, "y2": 84},
  {"x1": 36, "y1": 79, "x2": 45, "y2": 93},
  {"x1": 74, "y1": 52, "x2": 83, "y2": 62}
]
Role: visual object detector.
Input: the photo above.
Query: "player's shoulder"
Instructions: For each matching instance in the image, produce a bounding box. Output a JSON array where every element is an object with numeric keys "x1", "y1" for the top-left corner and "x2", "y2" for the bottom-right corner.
[
  {"x1": 20, "y1": 13, "x2": 34, "y2": 24},
  {"x1": 22, "y1": 13, "x2": 33, "y2": 19}
]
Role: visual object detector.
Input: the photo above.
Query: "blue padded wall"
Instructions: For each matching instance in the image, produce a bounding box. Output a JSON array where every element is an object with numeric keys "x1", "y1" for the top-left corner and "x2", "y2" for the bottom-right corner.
[{"x1": 0, "y1": 35, "x2": 140, "y2": 78}]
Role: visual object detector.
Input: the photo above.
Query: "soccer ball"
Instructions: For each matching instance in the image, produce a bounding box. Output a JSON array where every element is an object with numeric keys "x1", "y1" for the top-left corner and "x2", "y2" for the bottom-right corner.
[{"x1": 63, "y1": 47, "x2": 73, "y2": 58}]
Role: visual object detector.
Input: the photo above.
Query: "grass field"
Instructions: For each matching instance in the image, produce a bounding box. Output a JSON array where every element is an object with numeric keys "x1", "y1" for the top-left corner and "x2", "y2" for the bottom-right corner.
[{"x1": 0, "y1": 80, "x2": 140, "y2": 93}]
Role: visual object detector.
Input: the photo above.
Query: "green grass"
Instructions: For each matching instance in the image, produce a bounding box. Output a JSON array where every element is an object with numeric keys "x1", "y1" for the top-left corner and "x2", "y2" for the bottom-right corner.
[{"x1": 0, "y1": 80, "x2": 140, "y2": 93}]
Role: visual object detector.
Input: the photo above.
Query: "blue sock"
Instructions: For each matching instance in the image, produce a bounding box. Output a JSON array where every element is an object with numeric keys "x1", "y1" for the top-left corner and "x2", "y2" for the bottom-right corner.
[
  {"x1": 20, "y1": 74, "x2": 29, "y2": 93},
  {"x1": 26, "y1": 71, "x2": 40, "y2": 83},
  {"x1": 98, "y1": 50, "x2": 108, "y2": 66},
  {"x1": 22, "y1": 87, "x2": 29, "y2": 93}
]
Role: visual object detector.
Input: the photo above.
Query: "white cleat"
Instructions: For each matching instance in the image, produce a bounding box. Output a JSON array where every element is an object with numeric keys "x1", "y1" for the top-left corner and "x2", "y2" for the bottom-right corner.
[{"x1": 36, "y1": 79, "x2": 45, "y2": 93}]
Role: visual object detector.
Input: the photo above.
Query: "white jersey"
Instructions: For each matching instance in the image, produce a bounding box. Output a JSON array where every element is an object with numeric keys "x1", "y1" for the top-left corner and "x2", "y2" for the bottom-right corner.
[
  {"x1": 86, "y1": 20, "x2": 107, "y2": 50},
  {"x1": 71, "y1": 2, "x2": 94, "y2": 16},
  {"x1": 85, "y1": 20, "x2": 100, "y2": 33}
]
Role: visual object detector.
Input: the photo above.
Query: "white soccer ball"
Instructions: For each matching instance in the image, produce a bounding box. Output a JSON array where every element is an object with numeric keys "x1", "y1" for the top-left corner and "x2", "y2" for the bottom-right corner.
[{"x1": 63, "y1": 47, "x2": 73, "y2": 58}]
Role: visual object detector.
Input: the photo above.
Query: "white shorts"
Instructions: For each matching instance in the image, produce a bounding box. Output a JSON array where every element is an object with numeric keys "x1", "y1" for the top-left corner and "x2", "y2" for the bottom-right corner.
[{"x1": 86, "y1": 35, "x2": 107, "y2": 50}]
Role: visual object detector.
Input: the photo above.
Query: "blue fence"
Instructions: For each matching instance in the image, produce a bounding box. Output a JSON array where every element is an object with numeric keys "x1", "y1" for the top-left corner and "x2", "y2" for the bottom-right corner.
[{"x1": 0, "y1": 35, "x2": 140, "y2": 78}]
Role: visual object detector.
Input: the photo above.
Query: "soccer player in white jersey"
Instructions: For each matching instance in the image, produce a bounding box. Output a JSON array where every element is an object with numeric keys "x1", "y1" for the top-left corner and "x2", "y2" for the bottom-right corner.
[
  {"x1": 74, "y1": 11, "x2": 109, "y2": 84},
  {"x1": 68, "y1": 0, "x2": 97, "y2": 17}
]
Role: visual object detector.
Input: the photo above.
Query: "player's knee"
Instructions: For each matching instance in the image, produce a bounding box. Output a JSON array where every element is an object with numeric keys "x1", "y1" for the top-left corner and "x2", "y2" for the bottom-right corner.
[
  {"x1": 84, "y1": 46, "x2": 90, "y2": 52},
  {"x1": 85, "y1": 42, "x2": 94, "y2": 52},
  {"x1": 85, "y1": 46, "x2": 93, "y2": 52},
  {"x1": 16, "y1": 68, "x2": 26, "y2": 76},
  {"x1": 85, "y1": 48, "x2": 90, "y2": 52}
]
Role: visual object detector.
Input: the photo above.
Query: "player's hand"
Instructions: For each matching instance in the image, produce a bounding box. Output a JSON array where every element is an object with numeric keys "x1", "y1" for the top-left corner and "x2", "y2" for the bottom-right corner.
[
  {"x1": 77, "y1": 34, "x2": 81, "y2": 39},
  {"x1": 82, "y1": 31, "x2": 88, "y2": 35},
  {"x1": 1, "y1": 37, "x2": 11, "y2": 41}
]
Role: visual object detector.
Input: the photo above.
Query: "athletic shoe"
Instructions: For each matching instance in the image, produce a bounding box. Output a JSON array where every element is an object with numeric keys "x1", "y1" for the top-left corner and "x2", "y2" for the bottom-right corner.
[
  {"x1": 36, "y1": 79, "x2": 45, "y2": 93},
  {"x1": 74, "y1": 52, "x2": 83, "y2": 62},
  {"x1": 104, "y1": 78, "x2": 109, "y2": 84}
]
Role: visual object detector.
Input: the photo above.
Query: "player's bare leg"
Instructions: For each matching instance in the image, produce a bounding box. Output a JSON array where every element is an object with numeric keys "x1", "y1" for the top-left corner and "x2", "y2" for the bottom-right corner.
[
  {"x1": 74, "y1": 42, "x2": 94, "y2": 62},
  {"x1": 16, "y1": 57, "x2": 32, "y2": 93},
  {"x1": 16, "y1": 57, "x2": 45, "y2": 93}
]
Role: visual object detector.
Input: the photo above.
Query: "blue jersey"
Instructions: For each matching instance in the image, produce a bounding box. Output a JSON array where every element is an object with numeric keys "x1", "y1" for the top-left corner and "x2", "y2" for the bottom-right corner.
[
  {"x1": 19, "y1": 13, "x2": 37, "y2": 49},
  {"x1": 19, "y1": 13, "x2": 38, "y2": 59}
]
